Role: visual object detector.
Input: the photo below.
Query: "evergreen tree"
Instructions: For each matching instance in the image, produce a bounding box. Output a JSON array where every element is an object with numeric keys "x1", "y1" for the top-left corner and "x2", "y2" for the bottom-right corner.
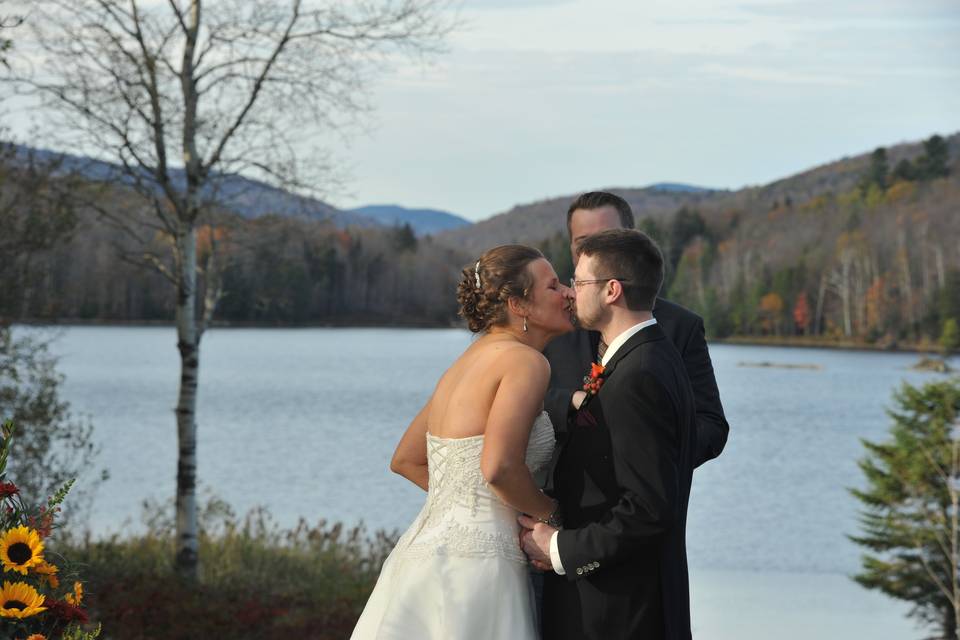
[
  {"x1": 536, "y1": 230, "x2": 573, "y2": 284},
  {"x1": 637, "y1": 216, "x2": 665, "y2": 245},
  {"x1": 919, "y1": 135, "x2": 951, "y2": 180},
  {"x1": 850, "y1": 378, "x2": 960, "y2": 639},
  {"x1": 391, "y1": 223, "x2": 418, "y2": 253},
  {"x1": 864, "y1": 147, "x2": 889, "y2": 191},
  {"x1": 893, "y1": 158, "x2": 918, "y2": 182},
  {"x1": 941, "y1": 271, "x2": 960, "y2": 331},
  {"x1": 942, "y1": 319, "x2": 960, "y2": 357},
  {"x1": 667, "y1": 207, "x2": 707, "y2": 276}
]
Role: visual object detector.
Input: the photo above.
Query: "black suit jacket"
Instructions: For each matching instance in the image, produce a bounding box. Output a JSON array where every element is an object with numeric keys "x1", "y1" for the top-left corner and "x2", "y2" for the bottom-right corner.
[
  {"x1": 543, "y1": 297, "x2": 728, "y2": 469},
  {"x1": 542, "y1": 324, "x2": 696, "y2": 640}
]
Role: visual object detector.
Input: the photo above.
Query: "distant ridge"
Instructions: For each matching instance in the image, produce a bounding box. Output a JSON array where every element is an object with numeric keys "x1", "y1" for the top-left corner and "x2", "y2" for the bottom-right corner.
[
  {"x1": 646, "y1": 182, "x2": 716, "y2": 193},
  {"x1": 346, "y1": 204, "x2": 471, "y2": 235},
  {"x1": 7, "y1": 143, "x2": 377, "y2": 228}
]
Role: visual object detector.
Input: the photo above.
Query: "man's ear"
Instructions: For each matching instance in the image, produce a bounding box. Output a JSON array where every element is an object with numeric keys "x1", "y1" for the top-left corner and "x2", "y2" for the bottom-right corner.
[{"x1": 605, "y1": 280, "x2": 624, "y2": 306}]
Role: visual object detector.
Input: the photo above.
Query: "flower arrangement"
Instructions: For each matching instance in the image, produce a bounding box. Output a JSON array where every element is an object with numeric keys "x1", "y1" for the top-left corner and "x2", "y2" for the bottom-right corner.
[
  {"x1": 0, "y1": 421, "x2": 99, "y2": 640},
  {"x1": 582, "y1": 362, "x2": 606, "y2": 398}
]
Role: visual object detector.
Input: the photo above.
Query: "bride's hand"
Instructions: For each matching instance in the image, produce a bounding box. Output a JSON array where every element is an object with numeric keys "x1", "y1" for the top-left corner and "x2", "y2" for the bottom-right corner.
[{"x1": 572, "y1": 390, "x2": 587, "y2": 410}]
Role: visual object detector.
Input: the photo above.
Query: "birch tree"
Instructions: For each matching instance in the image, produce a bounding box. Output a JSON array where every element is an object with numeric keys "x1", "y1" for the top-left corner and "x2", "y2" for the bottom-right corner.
[{"x1": 7, "y1": 0, "x2": 451, "y2": 580}]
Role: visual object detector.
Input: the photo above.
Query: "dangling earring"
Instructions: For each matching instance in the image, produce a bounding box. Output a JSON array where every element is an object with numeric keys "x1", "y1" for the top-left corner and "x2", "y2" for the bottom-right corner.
[{"x1": 523, "y1": 316, "x2": 528, "y2": 332}]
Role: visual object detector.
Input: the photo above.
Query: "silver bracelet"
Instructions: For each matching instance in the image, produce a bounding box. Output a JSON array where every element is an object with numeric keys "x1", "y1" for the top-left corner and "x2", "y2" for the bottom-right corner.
[{"x1": 537, "y1": 501, "x2": 563, "y2": 529}]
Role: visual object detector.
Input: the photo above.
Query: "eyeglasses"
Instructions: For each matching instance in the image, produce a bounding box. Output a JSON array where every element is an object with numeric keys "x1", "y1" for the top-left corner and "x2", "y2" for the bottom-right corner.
[{"x1": 570, "y1": 277, "x2": 633, "y2": 289}]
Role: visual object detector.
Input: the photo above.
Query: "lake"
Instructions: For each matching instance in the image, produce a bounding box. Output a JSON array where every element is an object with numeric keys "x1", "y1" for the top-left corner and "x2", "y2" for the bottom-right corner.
[{"x1": 31, "y1": 326, "x2": 956, "y2": 639}]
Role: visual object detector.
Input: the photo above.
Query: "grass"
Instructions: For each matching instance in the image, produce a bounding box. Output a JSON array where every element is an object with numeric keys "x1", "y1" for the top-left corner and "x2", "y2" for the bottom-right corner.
[{"x1": 51, "y1": 502, "x2": 397, "y2": 640}]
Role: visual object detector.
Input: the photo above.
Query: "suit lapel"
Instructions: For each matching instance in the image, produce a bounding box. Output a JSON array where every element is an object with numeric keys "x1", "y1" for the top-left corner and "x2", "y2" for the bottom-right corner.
[{"x1": 601, "y1": 323, "x2": 665, "y2": 380}]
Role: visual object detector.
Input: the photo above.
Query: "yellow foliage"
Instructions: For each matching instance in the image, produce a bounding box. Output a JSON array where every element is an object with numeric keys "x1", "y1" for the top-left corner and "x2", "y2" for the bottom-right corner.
[
  {"x1": 800, "y1": 194, "x2": 830, "y2": 212},
  {"x1": 885, "y1": 181, "x2": 916, "y2": 204},
  {"x1": 759, "y1": 292, "x2": 785, "y2": 314},
  {"x1": 196, "y1": 225, "x2": 228, "y2": 257},
  {"x1": 837, "y1": 189, "x2": 861, "y2": 208},
  {"x1": 863, "y1": 184, "x2": 885, "y2": 209}
]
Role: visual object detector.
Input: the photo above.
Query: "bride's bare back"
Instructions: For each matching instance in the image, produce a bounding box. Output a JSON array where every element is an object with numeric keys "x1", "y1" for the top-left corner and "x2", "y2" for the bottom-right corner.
[
  {"x1": 427, "y1": 335, "x2": 542, "y2": 440},
  {"x1": 390, "y1": 331, "x2": 556, "y2": 524}
]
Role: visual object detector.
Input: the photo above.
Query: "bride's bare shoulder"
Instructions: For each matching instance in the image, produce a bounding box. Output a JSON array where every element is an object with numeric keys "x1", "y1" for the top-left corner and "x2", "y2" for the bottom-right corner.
[{"x1": 491, "y1": 342, "x2": 550, "y2": 378}]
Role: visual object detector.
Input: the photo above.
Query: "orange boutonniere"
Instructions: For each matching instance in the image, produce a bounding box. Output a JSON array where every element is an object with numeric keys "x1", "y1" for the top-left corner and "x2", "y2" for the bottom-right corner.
[{"x1": 582, "y1": 362, "x2": 606, "y2": 396}]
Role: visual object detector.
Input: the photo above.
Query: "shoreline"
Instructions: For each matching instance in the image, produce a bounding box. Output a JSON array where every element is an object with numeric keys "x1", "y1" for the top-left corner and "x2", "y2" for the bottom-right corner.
[
  {"x1": 714, "y1": 335, "x2": 954, "y2": 356},
  {"x1": 10, "y1": 319, "x2": 956, "y2": 356}
]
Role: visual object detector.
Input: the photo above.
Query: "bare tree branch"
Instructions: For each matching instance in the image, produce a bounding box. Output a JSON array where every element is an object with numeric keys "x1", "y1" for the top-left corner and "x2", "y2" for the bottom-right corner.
[{"x1": 6, "y1": 0, "x2": 452, "y2": 579}]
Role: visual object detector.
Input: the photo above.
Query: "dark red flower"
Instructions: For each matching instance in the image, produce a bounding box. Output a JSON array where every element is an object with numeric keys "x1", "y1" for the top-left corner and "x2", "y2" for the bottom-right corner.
[
  {"x1": 44, "y1": 598, "x2": 89, "y2": 624},
  {"x1": 575, "y1": 408, "x2": 598, "y2": 428},
  {"x1": 0, "y1": 482, "x2": 18, "y2": 498}
]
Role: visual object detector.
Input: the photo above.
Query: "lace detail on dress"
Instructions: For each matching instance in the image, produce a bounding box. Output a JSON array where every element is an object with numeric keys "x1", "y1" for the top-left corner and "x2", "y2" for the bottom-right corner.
[
  {"x1": 398, "y1": 521, "x2": 527, "y2": 563},
  {"x1": 425, "y1": 434, "x2": 485, "y2": 520},
  {"x1": 392, "y1": 412, "x2": 555, "y2": 565}
]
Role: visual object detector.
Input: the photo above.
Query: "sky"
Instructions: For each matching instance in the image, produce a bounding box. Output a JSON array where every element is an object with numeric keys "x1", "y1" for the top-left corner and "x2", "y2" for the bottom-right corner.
[
  {"x1": 332, "y1": 0, "x2": 960, "y2": 220},
  {"x1": 3, "y1": 0, "x2": 959, "y2": 221}
]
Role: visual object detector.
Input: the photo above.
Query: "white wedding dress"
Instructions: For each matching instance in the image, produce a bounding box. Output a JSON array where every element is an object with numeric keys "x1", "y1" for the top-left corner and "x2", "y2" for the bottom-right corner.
[{"x1": 350, "y1": 411, "x2": 555, "y2": 639}]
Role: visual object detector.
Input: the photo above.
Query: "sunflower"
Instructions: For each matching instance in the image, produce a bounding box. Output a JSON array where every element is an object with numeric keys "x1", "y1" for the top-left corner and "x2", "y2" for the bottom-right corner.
[
  {"x1": 0, "y1": 526, "x2": 44, "y2": 575},
  {"x1": 64, "y1": 581, "x2": 83, "y2": 606},
  {"x1": 0, "y1": 580, "x2": 46, "y2": 618},
  {"x1": 33, "y1": 560, "x2": 59, "y2": 589}
]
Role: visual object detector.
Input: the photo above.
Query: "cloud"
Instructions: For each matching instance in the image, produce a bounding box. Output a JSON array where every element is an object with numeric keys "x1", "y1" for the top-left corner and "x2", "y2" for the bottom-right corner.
[
  {"x1": 458, "y1": 0, "x2": 575, "y2": 9},
  {"x1": 698, "y1": 63, "x2": 854, "y2": 86},
  {"x1": 739, "y1": 0, "x2": 960, "y2": 21}
]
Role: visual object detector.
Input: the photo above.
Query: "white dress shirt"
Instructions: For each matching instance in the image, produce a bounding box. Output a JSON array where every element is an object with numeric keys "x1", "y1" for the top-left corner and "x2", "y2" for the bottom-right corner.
[{"x1": 549, "y1": 317, "x2": 658, "y2": 575}]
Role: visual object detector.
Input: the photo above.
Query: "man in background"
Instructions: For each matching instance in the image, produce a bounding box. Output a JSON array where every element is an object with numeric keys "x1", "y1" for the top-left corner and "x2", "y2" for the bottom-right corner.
[{"x1": 543, "y1": 191, "x2": 728, "y2": 469}]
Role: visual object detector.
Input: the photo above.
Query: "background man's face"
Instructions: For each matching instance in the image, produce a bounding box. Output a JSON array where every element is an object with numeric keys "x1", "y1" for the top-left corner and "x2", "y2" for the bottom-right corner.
[{"x1": 568, "y1": 206, "x2": 623, "y2": 266}]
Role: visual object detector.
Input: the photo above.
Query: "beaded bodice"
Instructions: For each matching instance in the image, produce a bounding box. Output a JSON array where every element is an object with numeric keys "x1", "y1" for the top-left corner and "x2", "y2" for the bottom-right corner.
[{"x1": 392, "y1": 412, "x2": 555, "y2": 564}]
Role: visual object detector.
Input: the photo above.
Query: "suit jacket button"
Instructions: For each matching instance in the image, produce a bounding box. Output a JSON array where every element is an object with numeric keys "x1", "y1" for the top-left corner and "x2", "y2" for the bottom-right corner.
[{"x1": 576, "y1": 568, "x2": 584, "y2": 575}]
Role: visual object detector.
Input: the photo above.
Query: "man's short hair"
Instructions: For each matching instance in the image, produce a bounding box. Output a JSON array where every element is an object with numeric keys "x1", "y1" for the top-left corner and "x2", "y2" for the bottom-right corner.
[
  {"x1": 566, "y1": 191, "x2": 635, "y2": 236},
  {"x1": 577, "y1": 229, "x2": 663, "y2": 311}
]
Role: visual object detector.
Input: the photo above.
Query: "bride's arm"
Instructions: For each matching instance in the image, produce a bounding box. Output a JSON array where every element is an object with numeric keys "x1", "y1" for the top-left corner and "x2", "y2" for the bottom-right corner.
[
  {"x1": 390, "y1": 399, "x2": 431, "y2": 491},
  {"x1": 481, "y1": 351, "x2": 558, "y2": 522}
]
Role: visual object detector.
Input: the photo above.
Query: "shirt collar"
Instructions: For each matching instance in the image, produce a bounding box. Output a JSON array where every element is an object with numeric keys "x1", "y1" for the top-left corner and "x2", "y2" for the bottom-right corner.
[{"x1": 601, "y1": 318, "x2": 658, "y2": 366}]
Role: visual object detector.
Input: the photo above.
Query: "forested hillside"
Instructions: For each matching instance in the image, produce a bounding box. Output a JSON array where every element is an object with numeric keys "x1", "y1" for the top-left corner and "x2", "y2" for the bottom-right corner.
[
  {"x1": 442, "y1": 133, "x2": 960, "y2": 348},
  {"x1": 2, "y1": 133, "x2": 957, "y2": 349}
]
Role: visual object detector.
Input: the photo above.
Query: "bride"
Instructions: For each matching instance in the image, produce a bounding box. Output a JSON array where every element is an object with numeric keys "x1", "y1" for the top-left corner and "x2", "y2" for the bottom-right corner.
[{"x1": 351, "y1": 245, "x2": 575, "y2": 639}]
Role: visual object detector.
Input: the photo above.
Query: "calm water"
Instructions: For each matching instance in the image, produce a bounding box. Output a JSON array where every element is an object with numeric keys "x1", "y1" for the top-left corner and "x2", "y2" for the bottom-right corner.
[{"x1": 34, "y1": 326, "x2": 957, "y2": 639}]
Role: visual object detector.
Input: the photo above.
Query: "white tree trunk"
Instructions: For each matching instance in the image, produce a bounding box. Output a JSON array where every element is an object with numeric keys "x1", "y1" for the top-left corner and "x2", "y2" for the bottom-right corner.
[
  {"x1": 814, "y1": 272, "x2": 828, "y2": 336},
  {"x1": 174, "y1": 224, "x2": 200, "y2": 579},
  {"x1": 896, "y1": 228, "x2": 916, "y2": 333}
]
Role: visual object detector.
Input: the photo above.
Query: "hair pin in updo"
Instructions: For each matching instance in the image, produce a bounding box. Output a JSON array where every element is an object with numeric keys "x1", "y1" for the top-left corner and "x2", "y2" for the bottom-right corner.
[{"x1": 474, "y1": 260, "x2": 482, "y2": 289}]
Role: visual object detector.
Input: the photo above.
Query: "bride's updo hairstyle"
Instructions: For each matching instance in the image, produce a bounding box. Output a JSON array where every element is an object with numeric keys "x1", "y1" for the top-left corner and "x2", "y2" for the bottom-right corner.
[{"x1": 457, "y1": 245, "x2": 543, "y2": 333}]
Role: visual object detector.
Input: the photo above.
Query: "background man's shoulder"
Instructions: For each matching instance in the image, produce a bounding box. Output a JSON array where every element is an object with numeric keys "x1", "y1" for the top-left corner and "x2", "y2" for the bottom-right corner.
[{"x1": 653, "y1": 297, "x2": 702, "y2": 327}]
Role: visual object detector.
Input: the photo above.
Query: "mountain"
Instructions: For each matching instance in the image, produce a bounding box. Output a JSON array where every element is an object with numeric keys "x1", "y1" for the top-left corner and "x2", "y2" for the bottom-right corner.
[
  {"x1": 8, "y1": 143, "x2": 378, "y2": 228},
  {"x1": 435, "y1": 134, "x2": 960, "y2": 255},
  {"x1": 435, "y1": 186, "x2": 726, "y2": 255},
  {"x1": 646, "y1": 182, "x2": 715, "y2": 193},
  {"x1": 346, "y1": 204, "x2": 471, "y2": 235}
]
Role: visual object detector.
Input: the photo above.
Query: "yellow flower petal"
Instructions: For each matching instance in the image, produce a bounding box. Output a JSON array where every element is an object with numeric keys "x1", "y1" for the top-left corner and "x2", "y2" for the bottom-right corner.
[
  {"x1": 0, "y1": 580, "x2": 47, "y2": 618},
  {"x1": 0, "y1": 527, "x2": 44, "y2": 575}
]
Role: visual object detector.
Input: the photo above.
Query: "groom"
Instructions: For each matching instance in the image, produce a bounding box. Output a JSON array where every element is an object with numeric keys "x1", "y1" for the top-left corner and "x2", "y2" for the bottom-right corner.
[{"x1": 520, "y1": 229, "x2": 697, "y2": 639}]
